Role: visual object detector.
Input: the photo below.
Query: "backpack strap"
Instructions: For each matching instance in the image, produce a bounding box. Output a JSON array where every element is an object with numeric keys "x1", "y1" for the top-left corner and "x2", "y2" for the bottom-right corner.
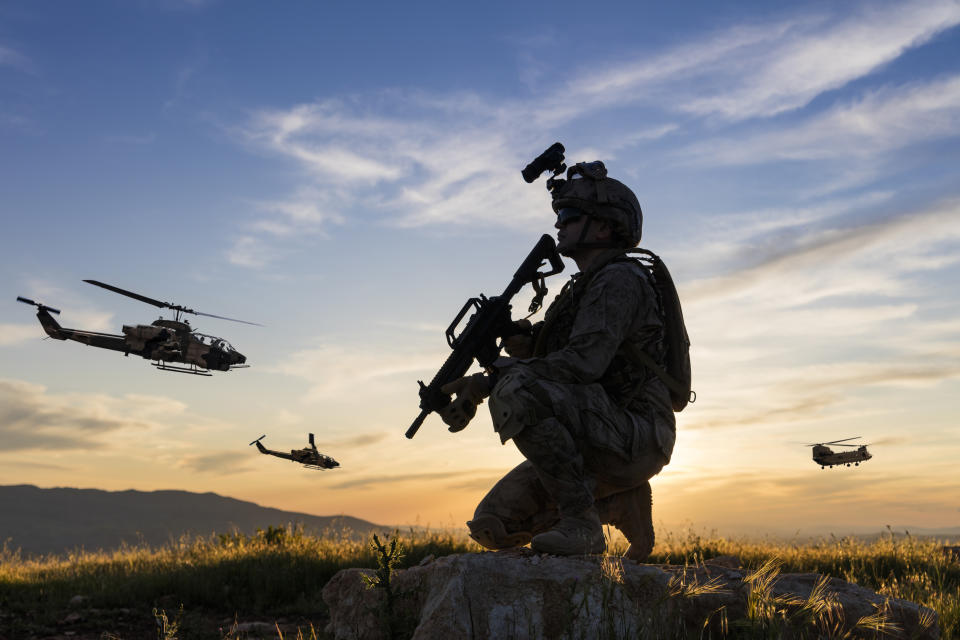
[{"x1": 622, "y1": 340, "x2": 692, "y2": 403}]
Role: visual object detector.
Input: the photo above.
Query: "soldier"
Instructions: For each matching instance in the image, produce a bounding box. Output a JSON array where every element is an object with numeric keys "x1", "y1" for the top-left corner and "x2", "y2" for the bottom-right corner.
[{"x1": 438, "y1": 160, "x2": 677, "y2": 558}]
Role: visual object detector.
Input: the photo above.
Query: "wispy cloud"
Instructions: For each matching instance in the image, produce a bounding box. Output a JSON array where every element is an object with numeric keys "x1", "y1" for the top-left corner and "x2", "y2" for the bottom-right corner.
[
  {"x1": 179, "y1": 452, "x2": 254, "y2": 474},
  {"x1": 0, "y1": 323, "x2": 44, "y2": 346},
  {"x1": 227, "y1": 0, "x2": 960, "y2": 269},
  {"x1": 681, "y1": 73, "x2": 960, "y2": 166},
  {"x1": 0, "y1": 44, "x2": 33, "y2": 73},
  {"x1": 0, "y1": 379, "x2": 187, "y2": 451},
  {"x1": 677, "y1": 197, "x2": 960, "y2": 432},
  {"x1": 331, "y1": 468, "x2": 503, "y2": 490},
  {"x1": 270, "y1": 342, "x2": 445, "y2": 403}
]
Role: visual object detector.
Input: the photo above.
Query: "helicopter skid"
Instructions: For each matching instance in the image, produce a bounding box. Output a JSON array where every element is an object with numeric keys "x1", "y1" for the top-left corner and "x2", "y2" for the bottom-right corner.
[{"x1": 153, "y1": 361, "x2": 213, "y2": 376}]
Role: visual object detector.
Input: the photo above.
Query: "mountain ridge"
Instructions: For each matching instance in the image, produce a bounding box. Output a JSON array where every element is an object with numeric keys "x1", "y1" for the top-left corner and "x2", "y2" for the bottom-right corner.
[{"x1": 0, "y1": 484, "x2": 385, "y2": 556}]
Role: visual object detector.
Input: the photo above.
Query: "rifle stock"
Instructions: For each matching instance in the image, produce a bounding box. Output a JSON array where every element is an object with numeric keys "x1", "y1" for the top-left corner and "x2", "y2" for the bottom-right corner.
[{"x1": 406, "y1": 234, "x2": 564, "y2": 439}]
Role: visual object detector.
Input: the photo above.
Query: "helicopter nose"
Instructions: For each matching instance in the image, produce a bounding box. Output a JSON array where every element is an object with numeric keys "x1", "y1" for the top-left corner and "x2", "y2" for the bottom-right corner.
[{"x1": 234, "y1": 353, "x2": 246, "y2": 364}]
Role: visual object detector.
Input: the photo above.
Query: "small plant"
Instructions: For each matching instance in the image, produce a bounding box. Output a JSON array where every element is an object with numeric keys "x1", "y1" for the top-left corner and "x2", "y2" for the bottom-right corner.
[
  {"x1": 361, "y1": 531, "x2": 408, "y2": 639},
  {"x1": 153, "y1": 604, "x2": 182, "y2": 640}
]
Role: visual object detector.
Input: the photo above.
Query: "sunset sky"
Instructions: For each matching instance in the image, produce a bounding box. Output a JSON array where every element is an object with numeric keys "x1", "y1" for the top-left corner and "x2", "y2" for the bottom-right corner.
[{"x1": 2, "y1": 0, "x2": 959, "y2": 539}]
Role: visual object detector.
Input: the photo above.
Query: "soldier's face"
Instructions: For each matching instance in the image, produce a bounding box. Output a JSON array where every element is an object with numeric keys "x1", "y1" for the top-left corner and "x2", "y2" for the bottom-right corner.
[{"x1": 555, "y1": 209, "x2": 588, "y2": 253}]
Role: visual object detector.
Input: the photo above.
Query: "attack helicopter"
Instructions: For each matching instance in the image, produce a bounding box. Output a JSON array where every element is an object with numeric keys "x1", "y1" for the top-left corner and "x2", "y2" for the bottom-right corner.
[
  {"x1": 805, "y1": 437, "x2": 873, "y2": 468},
  {"x1": 249, "y1": 433, "x2": 340, "y2": 470},
  {"x1": 16, "y1": 280, "x2": 260, "y2": 376}
]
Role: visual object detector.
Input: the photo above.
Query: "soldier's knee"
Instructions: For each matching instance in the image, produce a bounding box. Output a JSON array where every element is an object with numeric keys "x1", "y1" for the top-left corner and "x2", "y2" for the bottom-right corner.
[
  {"x1": 488, "y1": 368, "x2": 551, "y2": 442},
  {"x1": 466, "y1": 513, "x2": 532, "y2": 550}
]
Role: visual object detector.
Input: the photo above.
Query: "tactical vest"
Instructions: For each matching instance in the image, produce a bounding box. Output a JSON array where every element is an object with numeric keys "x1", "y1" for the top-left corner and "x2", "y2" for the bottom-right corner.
[{"x1": 532, "y1": 250, "x2": 666, "y2": 410}]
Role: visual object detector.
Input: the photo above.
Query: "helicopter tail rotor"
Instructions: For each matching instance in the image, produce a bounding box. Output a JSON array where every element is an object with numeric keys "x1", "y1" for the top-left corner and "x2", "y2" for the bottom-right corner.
[
  {"x1": 249, "y1": 434, "x2": 267, "y2": 446},
  {"x1": 17, "y1": 296, "x2": 61, "y2": 315}
]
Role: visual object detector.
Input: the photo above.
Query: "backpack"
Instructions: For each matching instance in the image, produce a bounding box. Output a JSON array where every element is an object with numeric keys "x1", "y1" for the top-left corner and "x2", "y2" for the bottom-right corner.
[{"x1": 625, "y1": 249, "x2": 694, "y2": 412}]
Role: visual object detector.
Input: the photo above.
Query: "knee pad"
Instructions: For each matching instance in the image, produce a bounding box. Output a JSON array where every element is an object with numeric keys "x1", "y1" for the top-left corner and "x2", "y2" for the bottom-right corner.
[
  {"x1": 488, "y1": 369, "x2": 550, "y2": 443},
  {"x1": 466, "y1": 514, "x2": 532, "y2": 550}
]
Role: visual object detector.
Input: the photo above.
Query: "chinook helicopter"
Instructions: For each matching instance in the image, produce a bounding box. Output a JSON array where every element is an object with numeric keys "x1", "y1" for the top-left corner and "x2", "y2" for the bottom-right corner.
[
  {"x1": 249, "y1": 433, "x2": 340, "y2": 470},
  {"x1": 16, "y1": 280, "x2": 259, "y2": 376},
  {"x1": 805, "y1": 437, "x2": 873, "y2": 468}
]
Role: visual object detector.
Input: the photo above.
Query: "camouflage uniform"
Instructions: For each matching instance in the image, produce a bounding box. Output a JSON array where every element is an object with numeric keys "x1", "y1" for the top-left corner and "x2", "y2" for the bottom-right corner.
[{"x1": 470, "y1": 252, "x2": 675, "y2": 558}]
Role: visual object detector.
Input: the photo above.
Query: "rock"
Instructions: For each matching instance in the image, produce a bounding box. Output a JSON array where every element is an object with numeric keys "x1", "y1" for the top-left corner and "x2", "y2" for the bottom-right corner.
[
  {"x1": 235, "y1": 621, "x2": 275, "y2": 634},
  {"x1": 61, "y1": 612, "x2": 83, "y2": 624},
  {"x1": 67, "y1": 595, "x2": 88, "y2": 607},
  {"x1": 322, "y1": 552, "x2": 939, "y2": 640}
]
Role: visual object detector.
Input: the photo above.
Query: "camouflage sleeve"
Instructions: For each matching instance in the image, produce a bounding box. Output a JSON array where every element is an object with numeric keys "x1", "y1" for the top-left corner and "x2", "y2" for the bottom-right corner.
[{"x1": 517, "y1": 263, "x2": 645, "y2": 384}]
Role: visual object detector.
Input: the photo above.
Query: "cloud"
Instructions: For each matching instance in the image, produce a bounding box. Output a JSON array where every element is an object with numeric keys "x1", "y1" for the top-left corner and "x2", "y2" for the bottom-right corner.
[
  {"x1": 224, "y1": 0, "x2": 960, "y2": 271},
  {"x1": 0, "y1": 323, "x2": 44, "y2": 346},
  {"x1": 683, "y1": 200, "x2": 960, "y2": 305},
  {"x1": 0, "y1": 44, "x2": 33, "y2": 73},
  {"x1": 327, "y1": 432, "x2": 390, "y2": 448},
  {"x1": 0, "y1": 379, "x2": 188, "y2": 451},
  {"x1": 226, "y1": 235, "x2": 276, "y2": 268},
  {"x1": 682, "y1": 73, "x2": 960, "y2": 166},
  {"x1": 330, "y1": 468, "x2": 503, "y2": 491},
  {"x1": 564, "y1": 0, "x2": 960, "y2": 121},
  {"x1": 671, "y1": 197, "x2": 960, "y2": 433},
  {"x1": 270, "y1": 342, "x2": 445, "y2": 403},
  {"x1": 179, "y1": 452, "x2": 254, "y2": 474}
]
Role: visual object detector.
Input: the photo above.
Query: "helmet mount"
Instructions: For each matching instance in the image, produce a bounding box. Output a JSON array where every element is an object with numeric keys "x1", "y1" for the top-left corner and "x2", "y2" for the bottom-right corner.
[{"x1": 522, "y1": 142, "x2": 643, "y2": 249}]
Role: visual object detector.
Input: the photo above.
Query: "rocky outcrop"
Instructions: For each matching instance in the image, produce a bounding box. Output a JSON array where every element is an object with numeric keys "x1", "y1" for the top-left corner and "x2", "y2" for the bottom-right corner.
[{"x1": 322, "y1": 549, "x2": 939, "y2": 639}]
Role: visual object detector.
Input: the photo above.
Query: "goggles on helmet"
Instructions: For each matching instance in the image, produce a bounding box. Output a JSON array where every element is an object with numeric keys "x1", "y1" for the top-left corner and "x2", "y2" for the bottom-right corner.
[{"x1": 556, "y1": 206, "x2": 588, "y2": 227}]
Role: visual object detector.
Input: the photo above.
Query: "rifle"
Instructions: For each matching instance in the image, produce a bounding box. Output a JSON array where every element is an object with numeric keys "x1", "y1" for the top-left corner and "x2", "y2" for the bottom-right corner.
[{"x1": 406, "y1": 234, "x2": 564, "y2": 438}]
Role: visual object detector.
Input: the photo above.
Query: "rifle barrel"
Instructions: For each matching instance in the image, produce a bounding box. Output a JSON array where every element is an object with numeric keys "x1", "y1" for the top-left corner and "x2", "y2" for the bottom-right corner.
[{"x1": 406, "y1": 409, "x2": 429, "y2": 439}]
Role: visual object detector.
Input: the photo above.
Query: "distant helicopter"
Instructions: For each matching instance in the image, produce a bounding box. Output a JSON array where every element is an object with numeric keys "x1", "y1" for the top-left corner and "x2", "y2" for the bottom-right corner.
[
  {"x1": 16, "y1": 280, "x2": 260, "y2": 376},
  {"x1": 249, "y1": 433, "x2": 340, "y2": 470},
  {"x1": 805, "y1": 437, "x2": 873, "y2": 468}
]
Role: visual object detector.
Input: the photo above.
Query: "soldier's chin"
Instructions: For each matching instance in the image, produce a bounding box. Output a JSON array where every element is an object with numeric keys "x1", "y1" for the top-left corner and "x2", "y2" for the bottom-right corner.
[{"x1": 558, "y1": 244, "x2": 576, "y2": 257}]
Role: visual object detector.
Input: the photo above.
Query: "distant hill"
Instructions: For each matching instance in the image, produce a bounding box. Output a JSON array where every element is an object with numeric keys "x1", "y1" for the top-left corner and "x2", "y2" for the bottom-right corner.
[{"x1": 0, "y1": 485, "x2": 386, "y2": 556}]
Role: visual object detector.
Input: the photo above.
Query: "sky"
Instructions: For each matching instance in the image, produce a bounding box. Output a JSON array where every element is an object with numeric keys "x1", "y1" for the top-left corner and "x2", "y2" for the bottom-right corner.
[{"x1": 1, "y1": 0, "x2": 959, "y2": 540}]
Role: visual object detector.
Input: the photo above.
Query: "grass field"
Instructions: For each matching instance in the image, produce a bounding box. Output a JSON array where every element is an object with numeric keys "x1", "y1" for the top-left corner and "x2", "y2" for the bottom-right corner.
[{"x1": 0, "y1": 526, "x2": 956, "y2": 639}]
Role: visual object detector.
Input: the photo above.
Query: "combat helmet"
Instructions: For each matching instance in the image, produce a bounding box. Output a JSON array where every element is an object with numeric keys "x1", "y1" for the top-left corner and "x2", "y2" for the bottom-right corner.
[{"x1": 550, "y1": 161, "x2": 642, "y2": 248}]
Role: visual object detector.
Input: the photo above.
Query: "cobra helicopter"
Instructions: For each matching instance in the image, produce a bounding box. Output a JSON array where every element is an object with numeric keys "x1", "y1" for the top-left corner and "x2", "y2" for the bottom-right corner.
[
  {"x1": 16, "y1": 279, "x2": 260, "y2": 376},
  {"x1": 805, "y1": 437, "x2": 873, "y2": 468},
  {"x1": 249, "y1": 433, "x2": 340, "y2": 470}
]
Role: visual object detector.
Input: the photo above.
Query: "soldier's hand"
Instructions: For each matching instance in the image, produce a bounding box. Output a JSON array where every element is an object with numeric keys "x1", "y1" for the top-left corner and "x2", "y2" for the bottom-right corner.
[
  {"x1": 502, "y1": 319, "x2": 534, "y2": 358},
  {"x1": 438, "y1": 373, "x2": 492, "y2": 433}
]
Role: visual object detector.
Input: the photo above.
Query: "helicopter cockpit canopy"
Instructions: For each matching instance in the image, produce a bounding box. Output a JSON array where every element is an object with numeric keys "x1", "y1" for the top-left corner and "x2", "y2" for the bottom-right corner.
[{"x1": 196, "y1": 332, "x2": 237, "y2": 352}]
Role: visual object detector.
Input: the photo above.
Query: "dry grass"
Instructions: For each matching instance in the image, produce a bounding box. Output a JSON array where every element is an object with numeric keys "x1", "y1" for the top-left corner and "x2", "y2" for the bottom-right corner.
[{"x1": 0, "y1": 526, "x2": 956, "y2": 638}]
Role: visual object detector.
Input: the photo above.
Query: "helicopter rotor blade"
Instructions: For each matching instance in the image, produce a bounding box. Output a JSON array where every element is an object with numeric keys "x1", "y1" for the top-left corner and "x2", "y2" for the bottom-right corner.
[
  {"x1": 822, "y1": 437, "x2": 861, "y2": 445},
  {"x1": 85, "y1": 280, "x2": 261, "y2": 326},
  {"x1": 84, "y1": 280, "x2": 169, "y2": 309},
  {"x1": 17, "y1": 296, "x2": 61, "y2": 315},
  {"x1": 249, "y1": 434, "x2": 267, "y2": 446},
  {"x1": 193, "y1": 310, "x2": 264, "y2": 327}
]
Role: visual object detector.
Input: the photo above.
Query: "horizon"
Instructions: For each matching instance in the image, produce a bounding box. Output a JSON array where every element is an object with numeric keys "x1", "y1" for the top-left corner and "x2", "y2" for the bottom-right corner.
[
  {"x1": 2, "y1": 0, "x2": 959, "y2": 540},
  {"x1": 5, "y1": 482, "x2": 960, "y2": 544}
]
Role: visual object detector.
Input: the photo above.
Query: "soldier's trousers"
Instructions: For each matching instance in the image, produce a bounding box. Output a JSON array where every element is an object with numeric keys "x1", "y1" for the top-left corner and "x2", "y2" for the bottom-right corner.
[{"x1": 479, "y1": 366, "x2": 669, "y2": 538}]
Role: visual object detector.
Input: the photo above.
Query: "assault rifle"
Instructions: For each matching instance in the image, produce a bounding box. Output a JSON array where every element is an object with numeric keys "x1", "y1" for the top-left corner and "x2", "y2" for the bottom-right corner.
[{"x1": 406, "y1": 234, "x2": 564, "y2": 438}]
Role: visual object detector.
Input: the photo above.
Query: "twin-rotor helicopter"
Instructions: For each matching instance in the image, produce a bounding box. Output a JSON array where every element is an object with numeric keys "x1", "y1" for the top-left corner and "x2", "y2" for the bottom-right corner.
[
  {"x1": 17, "y1": 280, "x2": 260, "y2": 376},
  {"x1": 804, "y1": 437, "x2": 873, "y2": 469}
]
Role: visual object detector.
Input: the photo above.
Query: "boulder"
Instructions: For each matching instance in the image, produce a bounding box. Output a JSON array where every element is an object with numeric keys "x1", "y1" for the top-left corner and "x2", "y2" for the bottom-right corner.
[{"x1": 323, "y1": 549, "x2": 939, "y2": 639}]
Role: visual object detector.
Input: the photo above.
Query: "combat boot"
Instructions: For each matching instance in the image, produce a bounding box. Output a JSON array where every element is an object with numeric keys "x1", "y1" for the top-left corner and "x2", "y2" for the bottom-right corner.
[
  {"x1": 597, "y1": 481, "x2": 654, "y2": 562},
  {"x1": 530, "y1": 507, "x2": 605, "y2": 556},
  {"x1": 467, "y1": 513, "x2": 533, "y2": 550}
]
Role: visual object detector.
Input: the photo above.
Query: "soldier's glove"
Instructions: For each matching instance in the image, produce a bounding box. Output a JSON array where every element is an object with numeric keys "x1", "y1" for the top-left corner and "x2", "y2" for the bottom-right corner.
[
  {"x1": 501, "y1": 319, "x2": 534, "y2": 358},
  {"x1": 439, "y1": 373, "x2": 492, "y2": 433}
]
